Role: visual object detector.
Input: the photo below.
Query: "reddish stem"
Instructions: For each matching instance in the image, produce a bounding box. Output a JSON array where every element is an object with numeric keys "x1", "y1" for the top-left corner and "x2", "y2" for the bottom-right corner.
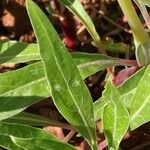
[
  {"x1": 119, "y1": 59, "x2": 138, "y2": 66},
  {"x1": 98, "y1": 140, "x2": 108, "y2": 150}
]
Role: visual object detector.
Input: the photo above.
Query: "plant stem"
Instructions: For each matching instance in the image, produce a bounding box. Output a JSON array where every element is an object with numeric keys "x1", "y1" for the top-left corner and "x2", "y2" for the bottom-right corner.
[
  {"x1": 135, "y1": 1, "x2": 150, "y2": 29},
  {"x1": 118, "y1": 59, "x2": 138, "y2": 66},
  {"x1": 63, "y1": 130, "x2": 76, "y2": 142},
  {"x1": 117, "y1": 0, "x2": 149, "y2": 46}
]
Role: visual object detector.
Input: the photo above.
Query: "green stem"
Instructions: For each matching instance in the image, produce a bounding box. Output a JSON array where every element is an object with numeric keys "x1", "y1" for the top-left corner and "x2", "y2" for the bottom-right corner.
[
  {"x1": 117, "y1": 0, "x2": 150, "y2": 66},
  {"x1": 117, "y1": 0, "x2": 149, "y2": 46}
]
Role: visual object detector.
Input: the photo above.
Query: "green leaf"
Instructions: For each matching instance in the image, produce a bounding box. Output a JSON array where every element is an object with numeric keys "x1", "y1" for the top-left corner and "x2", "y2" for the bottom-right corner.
[
  {"x1": 0, "y1": 40, "x2": 39, "y2": 64},
  {"x1": 129, "y1": 65, "x2": 150, "y2": 130},
  {"x1": 0, "y1": 40, "x2": 123, "y2": 76},
  {"x1": 145, "y1": 29, "x2": 150, "y2": 33},
  {"x1": 93, "y1": 68, "x2": 145, "y2": 124},
  {"x1": 103, "y1": 41, "x2": 130, "y2": 53},
  {"x1": 118, "y1": 67, "x2": 146, "y2": 108},
  {"x1": 93, "y1": 68, "x2": 146, "y2": 126},
  {"x1": 92, "y1": 41, "x2": 130, "y2": 53},
  {"x1": 0, "y1": 123, "x2": 58, "y2": 150},
  {"x1": 135, "y1": 0, "x2": 150, "y2": 7},
  {"x1": 3, "y1": 112, "x2": 73, "y2": 130},
  {"x1": 102, "y1": 79, "x2": 129, "y2": 150},
  {"x1": 72, "y1": 52, "x2": 121, "y2": 79},
  {"x1": 0, "y1": 53, "x2": 137, "y2": 123},
  {"x1": 0, "y1": 52, "x2": 121, "y2": 121},
  {"x1": 11, "y1": 136, "x2": 76, "y2": 150},
  {"x1": 94, "y1": 98, "x2": 106, "y2": 121},
  {"x1": 60, "y1": 0, "x2": 102, "y2": 50},
  {"x1": 26, "y1": 0, "x2": 97, "y2": 149},
  {"x1": 0, "y1": 62, "x2": 49, "y2": 121}
]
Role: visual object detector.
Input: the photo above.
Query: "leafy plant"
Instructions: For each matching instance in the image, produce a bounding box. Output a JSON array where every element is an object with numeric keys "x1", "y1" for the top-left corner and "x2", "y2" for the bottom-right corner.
[{"x1": 0, "y1": 0, "x2": 150, "y2": 149}]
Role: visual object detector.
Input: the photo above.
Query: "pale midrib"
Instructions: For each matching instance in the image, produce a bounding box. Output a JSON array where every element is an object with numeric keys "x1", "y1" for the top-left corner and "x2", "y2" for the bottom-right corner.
[
  {"x1": 10, "y1": 116, "x2": 54, "y2": 125},
  {"x1": 130, "y1": 67, "x2": 150, "y2": 121},
  {"x1": 0, "y1": 53, "x2": 40, "y2": 61},
  {"x1": 33, "y1": 8, "x2": 94, "y2": 145},
  {"x1": 0, "y1": 53, "x2": 38, "y2": 58},
  {"x1": 112, "y1": 102, "x2": 117, "y2": 144},
  {"x1": 78, "y1": 60, "x2": 116, "y2": 68},
  {"x1": 120, "y1": 88, "x2": 136, "y2": 98},
  {"x1": 10, "y1": 116, "x2": 72, "y2": 130},
  {"x1": 0, "y1": 59, "x2": 112, "y2": 97},
  {"x1": 130, "y1": 94, "x2": 150, "y2": 121},
  {"x1": 18, "y1": 141, "x2": 55, "y2": 150}
]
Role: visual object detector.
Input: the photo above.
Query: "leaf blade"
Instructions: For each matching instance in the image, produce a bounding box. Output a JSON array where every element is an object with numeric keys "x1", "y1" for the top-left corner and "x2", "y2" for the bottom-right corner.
[
  {"x1": 117, "y1": 67, "x2": 146, "y2": 108},
  {"x1": 61, "y1": 0, "x2": 102, "y2": 50},
  {"x1": 0, "y1": 52, "x2": 121, "y2": 121},
  {"x1": 0, "y1": 62, "x2": 49, "y2": 121},
  {"x1": 102, "y1": 79, "x2": 129, "y2": 149},
  {"x1": 26, "y1": 0, "x2": 97, "y2": 148},
  {"x1": 0, "y1": 40, "x2": 39, "y2": 64},
  {"x1": 3, "y1": 112, "x2": 73, "y2": 130},
  {"x1": 129, "y1": 65, "x2": 150, "y2": 130},
  {"x1": 135, "y1": 0, "x2": 150, "y2": 7},
  {"x1": 0, "y1": 123, "x2": 58, "y2": 150},
  {"x1": 11, "y1": 137, "x2": 76, "y2": 150}
]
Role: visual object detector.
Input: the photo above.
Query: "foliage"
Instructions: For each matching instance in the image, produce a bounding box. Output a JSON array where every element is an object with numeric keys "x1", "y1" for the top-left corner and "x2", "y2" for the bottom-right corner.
[{"x1": 0, "y1": 0, "x2": 150, "y2": 149}]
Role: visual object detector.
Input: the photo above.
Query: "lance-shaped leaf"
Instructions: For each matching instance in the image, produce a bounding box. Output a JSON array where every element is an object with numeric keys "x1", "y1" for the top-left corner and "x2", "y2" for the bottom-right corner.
[
  {"x1": 3, "y1": 112, "x2": 73, "y2": 130},
  {"x1": 135, "y1": 0, "x2": 150, "y2": 7},
  {"x1": 0, "y1": 52, "x2": 123, "y2": 121},
  {"x1": 0, "y1": 62, "x2": 50, "y2": 121},
  {"x1": 72, "y1": 52, "x2": 121, "y2": 79},
  {"x1": 0, "y1": 40, "x2": 39, "y2": 64},
  {"x1": 117, "y1": 67, "x2": 146, "y2": 108},
  {"x1": 26, "y1": 0, "x2": 97, "y2": 149},
  {"x1": 60, "y1": 0, "x2": 103, "y2": 51},
  {"x1": 0, "y1": 40, "x2": 124, "y2": 74},
  {"x1": 102, "y1": 79, "x2": 129, "y2": 150},
  {"x1": 0, "y1": 54, "x2": 122, "y2": 122},
  {"x1": 129, "y1": 65, "x2": 150, "y2": 130},
  {"x1": 11, "y1": 137, "x2": 76, "y2": 150},
  {"x1": 94, "y1": 98, "x2": 106, "y2": 121},
  {"x1": 93, "y1": 68, "x2": 145, "y2": 124},
  {"x1": 0, "y1": 123, "x2": 58, "y2": 150}
]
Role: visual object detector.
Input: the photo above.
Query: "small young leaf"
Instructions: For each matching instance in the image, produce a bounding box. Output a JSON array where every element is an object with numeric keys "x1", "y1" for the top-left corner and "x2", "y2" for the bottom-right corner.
[
  {"x1": 93, "y1": 68, "x2": 145, "y2": 123},
  {"x1": 26, "y1": 0, "x2": 97, "y2": 149},
  {"x1": 94, "y1": 68, "x2": 145, "y2": 125},
  {"x1": 129, "y1": 65, "x2": 150, "y2": 130},
  {"x1": 0, "y1": 123, "x2": 58, "y2": 150},
  {"x1": 11, "y1": 137, "x2": 76, "y2": 150},
  {"x1": 102, "y1": 79, "x2": 129, "y2": 150}
]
